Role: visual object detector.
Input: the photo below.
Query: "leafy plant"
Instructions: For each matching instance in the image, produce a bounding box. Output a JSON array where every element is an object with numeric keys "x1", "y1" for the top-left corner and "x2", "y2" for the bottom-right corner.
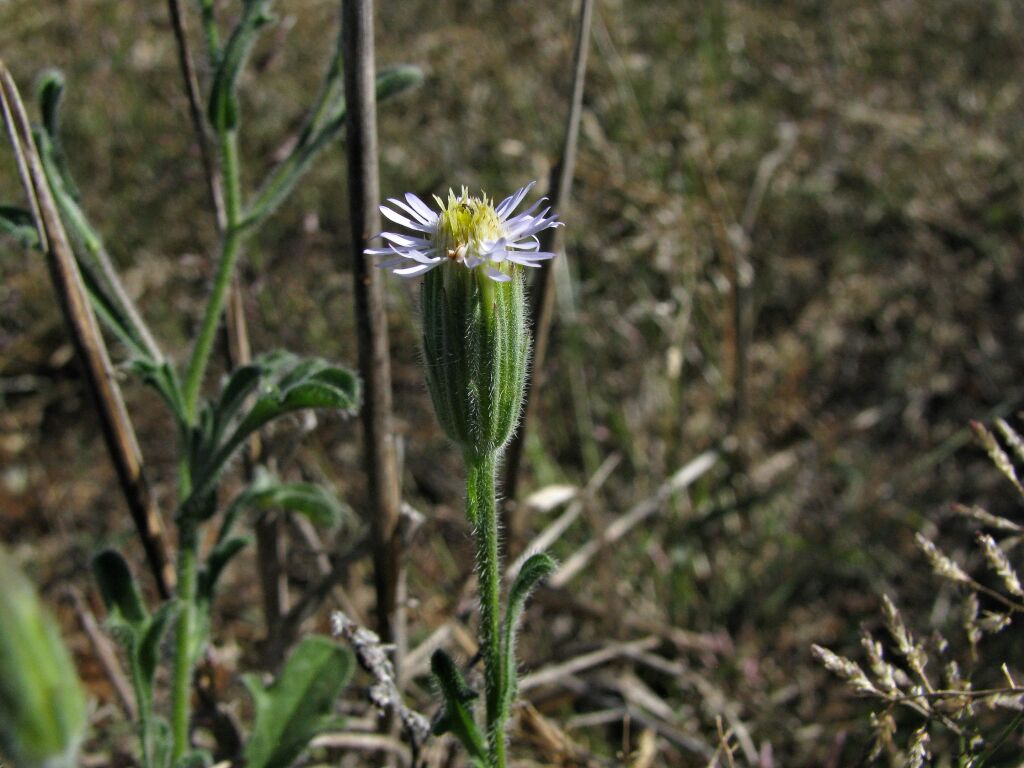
[
  {"x1": 244, "y1": 636, "x2": 354, "y2": 768},
  {"x1": 0, "y1": 0, "x2": 422, "y2": 764}
]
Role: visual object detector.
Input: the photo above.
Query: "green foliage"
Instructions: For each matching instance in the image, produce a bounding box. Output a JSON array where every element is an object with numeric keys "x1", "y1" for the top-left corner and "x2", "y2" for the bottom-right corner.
[
  {"x1": 208, "y1": 0, "x2": 274, "y2": 132},
  {"x1": 92, "y1": 550, "x2": 178, "y2": 768},
  {"x1": 171, "y1": 750, "x2": 213, "y2": 768},
  {"x1": 236, "y1": 467, "x2": 347, "y2": 528},
  {"x1": 31, "y1": 76, "x2": 164, "y2": 364},
  {"x1": 430, "y1": 649, "x2": 488, "y2": 766},
  {"x1": 243, "y1": 636, "x2": 353, "y2": 768},
  {"x1": 92, "y1": 548, "x2": 148, "y2": 625},
  {"x1": 0, "y1": 546, "x2": 86, "y2": 768},
  {"x1": 182, "y1": 351, "x2": 360, "y2": 521},
  {"x1": 35, "y1": 68, "x2": 79, "y2": 201},
  {"x1": 500, "y1": 552, "x2": 555, "y2": 714}
]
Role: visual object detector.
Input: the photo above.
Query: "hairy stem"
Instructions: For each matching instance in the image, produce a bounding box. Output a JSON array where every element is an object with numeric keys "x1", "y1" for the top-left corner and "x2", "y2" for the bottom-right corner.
[
  {"x1": 467, "y1": 450, "x2": 507, "y2": 767},
  {"x1": 129, "y1": 650, "x2": 153, "y2": 768},
  {"x1": 170, "y1": 522, "x2": 198, "y2": 761},
  {"x1": 183, "y1": 129, "x2": 244, "y2": 419}
]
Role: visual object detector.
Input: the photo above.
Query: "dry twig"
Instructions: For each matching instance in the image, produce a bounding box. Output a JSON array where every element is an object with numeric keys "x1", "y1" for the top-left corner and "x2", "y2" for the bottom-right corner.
[
  {"x1": 331, "y1": 612, "x2": 430, "y2": 757},
  {"x1": 341, "y1": 0, "x2": 404, "y2": 661},
  {"x1": 65, "y1": 587, "x2": 135, "y2": 720}
]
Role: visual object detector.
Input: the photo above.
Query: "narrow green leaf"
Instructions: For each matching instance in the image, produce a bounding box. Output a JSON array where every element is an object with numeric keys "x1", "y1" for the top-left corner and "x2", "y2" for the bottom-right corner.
[
  {"x1": 151, "y1": 717, "x2": 172, "y2": 768},
  {"x1": 247, "y1": 470, "x2": 345, "y2": 528},
  {"x1": 35, "y1": 68, "x2": 79, "y2": 201},
  {"x1": 430, "y1": 649, "x2": 487, "y2": 762},
  {"x1": 34, "y1": 126, "x2": 161, "y2": 363},
  {"x1": 501, "y1": 552, "x2": 556, "y2": 712},
  {"x1": 214, "y1": 363, "x2": 263, "y2": 434},
  {"x1": 37, "y1": 69, "x2": 65, "y2": 146},
  {"x1": 91, "y1": 549, "x2": 148, "y2": 629},
  {"x1": 208, "y1": 0, "x2": 274, "y2": 131},
  {"x1": 127, "y1": 359, "x2": 187, "y2": 425},
  {"x1": 198, "y1": 536, "x2": 250, "y2": 605},
  {"x1": 374, "y1": 64, "x2": 424, "y2": 102},
  {"x1": 138, "y1": 602, "x2": 178, "y2": 695},
  {"x1": 243, "y1": 636, "x2": 353, "y2": 768}
]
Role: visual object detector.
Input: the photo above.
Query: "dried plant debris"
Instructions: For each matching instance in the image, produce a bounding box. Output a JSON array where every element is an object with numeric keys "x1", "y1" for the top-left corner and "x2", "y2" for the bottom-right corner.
[
  {"x1": 331, "y1": 611, "x2": 431, "y2": 751},
  {"x1": 817, "y1": 419, "x2": 1024, "y2": 761}
]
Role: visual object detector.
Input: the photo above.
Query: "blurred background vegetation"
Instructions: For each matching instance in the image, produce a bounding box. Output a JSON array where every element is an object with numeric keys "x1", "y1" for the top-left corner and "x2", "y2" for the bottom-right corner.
[{"x1": 2, "y1": 0, "x2": 1024, "y2": 764}]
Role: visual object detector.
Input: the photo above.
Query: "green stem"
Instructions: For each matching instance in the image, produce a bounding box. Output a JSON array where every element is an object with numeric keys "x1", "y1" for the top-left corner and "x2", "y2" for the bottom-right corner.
[
  {"x1": 466, "y1": 450, "x2": 507, "y2": 767},
  {"x1": 170, "y1": 522, "x2": 198, "y2": 761},
  {"x1": 129, "y1": 652, "x2": 153, "y2": 768},
  {"x1": 183, "y1": 128, "x2": 244, "y2": 420}
]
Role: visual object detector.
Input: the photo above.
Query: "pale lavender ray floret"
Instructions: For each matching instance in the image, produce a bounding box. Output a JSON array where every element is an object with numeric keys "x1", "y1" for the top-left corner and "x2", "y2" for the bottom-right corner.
[{"x1": 366, "y1": 181, "x2": 563, "y2": 283}]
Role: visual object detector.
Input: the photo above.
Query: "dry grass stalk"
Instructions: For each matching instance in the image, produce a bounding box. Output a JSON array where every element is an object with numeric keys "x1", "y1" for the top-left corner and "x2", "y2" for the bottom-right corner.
[{"x1": 341, "y1": 0, "x2": 405, "y2": 660}]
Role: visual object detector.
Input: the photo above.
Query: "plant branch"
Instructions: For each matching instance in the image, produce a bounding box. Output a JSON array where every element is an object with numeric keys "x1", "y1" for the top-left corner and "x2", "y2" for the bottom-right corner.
[
  {"x1": 0, "y1": 62, "x2": 175, "y2": 599},
  {"x1": 166, "y1": 0, "x2": 226, "y2": 230},
  {"x1": 184, "y1": 129, "x2": 244, "y2": 419}
]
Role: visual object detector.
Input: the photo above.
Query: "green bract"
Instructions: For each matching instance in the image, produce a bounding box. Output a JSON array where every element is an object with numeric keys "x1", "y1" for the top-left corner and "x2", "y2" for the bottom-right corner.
[
  {"x1": 0, "y1": 547, "x2": 86, "y2": 768},
  {"x1": 421, "y1": 261, "x2": 530, "y2": 464}
]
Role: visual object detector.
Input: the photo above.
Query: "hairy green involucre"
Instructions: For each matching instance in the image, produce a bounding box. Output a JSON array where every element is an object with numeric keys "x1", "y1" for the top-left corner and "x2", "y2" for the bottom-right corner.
[{"x1": 421, "y1": 266, "x2": 530, "y2": 466}]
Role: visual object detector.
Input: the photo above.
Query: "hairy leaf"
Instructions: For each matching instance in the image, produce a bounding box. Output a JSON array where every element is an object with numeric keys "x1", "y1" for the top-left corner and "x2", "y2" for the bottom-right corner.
[
  {"x1": 92, "y1": 549, "x2": 148, "y2": 629},
  {"x1": 430, "y1": 649, "x2": 487, "y2": 762},
  {"x1": 182, "y1": 353, "x2": 359, "y2": 519},
  {"x1": 243, "y1": 636, "x2": 353, "y2": 768},
  {"x1": 208, "y1": 0, "x2": 274, "y2": 131},
  {"x1": 501, "y1": 552, "x2": 556, "y2": 712}
]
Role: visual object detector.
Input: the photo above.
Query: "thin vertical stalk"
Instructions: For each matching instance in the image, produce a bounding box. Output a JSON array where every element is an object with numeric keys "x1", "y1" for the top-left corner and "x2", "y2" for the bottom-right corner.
[
  {"x1": 183, "y1": 130, "x2": 243, "y2": 419},
  {"x1": 163, "y1": 0, "x2": 285, "y2": 661},
  {"x1": 340, "y1": 0, "x2": 404, "y2": 655},
  {"x1": 165, "y1": 0, "x2": 225, "y2": 230},
  {"x1": 170, "y1": 523, "x2": 198, "y2": 762},
  {"x1": 466, "y1": 451, "x2": 506, "y2": 767},
  {"x1": 0, "y1": 63, "x2": 175, "y2": 599},
  {"x1": 503, "y1": 0, "x2": 595, "y2": 504}
]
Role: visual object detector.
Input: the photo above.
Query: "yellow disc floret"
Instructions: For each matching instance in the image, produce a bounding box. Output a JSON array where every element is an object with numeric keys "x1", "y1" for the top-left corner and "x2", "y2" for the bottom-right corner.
[{"x1": 434, "y1": 187, "x2": 503, "y2": 264}]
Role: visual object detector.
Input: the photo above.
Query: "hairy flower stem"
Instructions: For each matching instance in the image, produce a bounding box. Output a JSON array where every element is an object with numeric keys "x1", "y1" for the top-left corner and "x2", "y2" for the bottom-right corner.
[
  {"x1": 183, "y1": 128, "x2": 244, "y2": 420},
  {"x1": 170, "y1": 521, "x2": 198, "y2": 761},
  {"x1": 467, "y1": 450, "x2": 508, "y2": 767},
  {"x1": 129, "y1": 643, "x2": 153, "y2": 768}
]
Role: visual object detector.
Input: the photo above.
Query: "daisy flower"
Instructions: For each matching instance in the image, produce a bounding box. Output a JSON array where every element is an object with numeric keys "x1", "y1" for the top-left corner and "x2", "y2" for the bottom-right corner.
[{"x1": 367, "y1": 181, "x2": 562, "y2": 282}]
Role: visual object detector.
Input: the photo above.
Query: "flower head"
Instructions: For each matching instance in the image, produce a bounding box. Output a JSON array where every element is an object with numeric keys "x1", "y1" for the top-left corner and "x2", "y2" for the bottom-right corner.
[{"x1": 367, "y1": 181, "x2": 562, "y2": 282}]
